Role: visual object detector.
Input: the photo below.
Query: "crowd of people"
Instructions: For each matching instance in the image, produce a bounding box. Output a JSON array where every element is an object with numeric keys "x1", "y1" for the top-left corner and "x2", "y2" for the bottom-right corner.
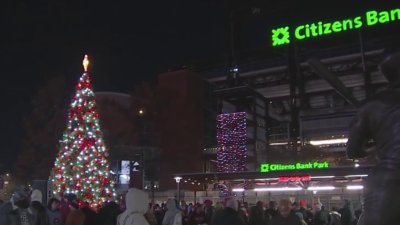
[
  {"x1": 175, "y1": 198, "x2": 361, "y2": 225},
  {"x1": 0, "y1": 185, "x2": 362, "y2": 225}
]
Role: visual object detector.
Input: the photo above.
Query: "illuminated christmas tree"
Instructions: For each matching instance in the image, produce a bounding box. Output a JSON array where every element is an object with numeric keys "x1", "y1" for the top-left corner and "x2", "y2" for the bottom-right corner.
[{"x1": 50, "y1": 55, "x2": 115, "y2": 208}]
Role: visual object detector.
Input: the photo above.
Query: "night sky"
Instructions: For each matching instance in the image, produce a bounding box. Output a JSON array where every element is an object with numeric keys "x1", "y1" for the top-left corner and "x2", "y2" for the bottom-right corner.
[
  {"x1": 0, "y1": 0, "x2": 398, "y2": 171},
  {"x1": 0, "y1": 0, "x2": 227, "y2": 171}
]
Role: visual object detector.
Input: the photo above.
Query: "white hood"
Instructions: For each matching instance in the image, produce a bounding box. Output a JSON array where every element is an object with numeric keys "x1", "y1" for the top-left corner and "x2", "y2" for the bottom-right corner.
[
  {"x1": 117, "y1": 188, "x2": 149, "y2": 225},
  {"x1": 162, "y1": 199, "x2": 181, "y2": 225}
]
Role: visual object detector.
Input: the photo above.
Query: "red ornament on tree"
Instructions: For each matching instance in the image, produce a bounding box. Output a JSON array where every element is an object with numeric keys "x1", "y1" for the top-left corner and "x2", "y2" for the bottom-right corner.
[{"x1": 102, "y1": 177, "x2": 110, "y2": 185}]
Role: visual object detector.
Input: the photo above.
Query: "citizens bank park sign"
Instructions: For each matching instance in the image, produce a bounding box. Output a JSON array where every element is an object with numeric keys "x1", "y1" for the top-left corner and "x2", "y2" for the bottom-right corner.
[
  {"x1": 260, "y1": 161, "x2": 329, "y2": 173},
  {"x1": 271, "y1": 8, "x2": 400, "y2": 46}
]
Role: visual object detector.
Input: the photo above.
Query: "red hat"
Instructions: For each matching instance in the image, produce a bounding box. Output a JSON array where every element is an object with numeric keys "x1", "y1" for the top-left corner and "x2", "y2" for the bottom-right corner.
[{"x1": 299, "y1": 200, "x2": 307, "y2": 208}]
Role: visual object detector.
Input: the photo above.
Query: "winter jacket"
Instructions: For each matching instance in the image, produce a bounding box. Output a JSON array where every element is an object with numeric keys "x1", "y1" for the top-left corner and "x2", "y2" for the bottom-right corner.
[
  {"x1": 65, "y1": 209, "x2": 85, "y2": 225},
  {"x1": 265, "y1": 208, "x2": 279, "y2": 220},
  {"x1": 30, "y1": 190, "x2": 49, "y2": 225},
  {"x1": 269, "y1": 213, "x2": 302, "y2": 225},
  {"x1": 117, "y1": 188, "x2": 150, "y2": 225},
  {"x1": 98, "y1": 202, "x2": 120, "y2": 225},
  {"x1": 46, "y1": 209, "x2": 63, "y2": 225},
  {"x1": 0, "y1": 201, "x2": 36, "y2": 225},
  {"x1": 212, "y1": 207, "x2": 246, "y2": 225},
  {"x1": 188, "y1": 211, "x2": 206, "y2": 225},
  {"x1": 339, "y1": 206, "x2": 355, "y2": 225},
  {"x1": 30, "y1": 201, "x2": 49, "y2": 225},
  {"x1": 314, "y1": 209, "x2": 329, "y2": 225},
  {"x1": 248, "y1": 205, "x2": 267, "y2": 225},
  {"x1": 82, "y1": 207, "x2": 99, "y2": 225},
  {"x1": 328, "y1": 211, "x2": 341, "y2": 225},
  {"x1": 162, "y1": 199, "x2": 181, "y2": 225}
]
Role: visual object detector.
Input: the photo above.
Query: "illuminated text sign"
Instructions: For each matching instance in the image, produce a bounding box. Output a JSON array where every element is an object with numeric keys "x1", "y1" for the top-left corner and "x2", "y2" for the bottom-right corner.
[
  {"x1": 260, "y1": 161, "x2": 329, "y2": 173},
  {"x1": 271, "y1": 8, "x2": 400, "y2": 46},
  {"x1": 278, "y1": 175, "x2": 311, "y2": 182}
]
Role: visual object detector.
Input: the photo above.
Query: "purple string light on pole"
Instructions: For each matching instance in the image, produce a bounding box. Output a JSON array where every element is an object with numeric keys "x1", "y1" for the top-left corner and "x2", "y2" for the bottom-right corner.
[{"x1": 216, "y1": 112, "x2": 247, "y2": 172}]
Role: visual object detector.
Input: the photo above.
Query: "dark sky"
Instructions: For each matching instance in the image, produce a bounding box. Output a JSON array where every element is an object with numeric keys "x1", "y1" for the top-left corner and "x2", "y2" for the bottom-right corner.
[
  {"x1": 0, "y1": 0, "x2": 398, "y2": 171},
  {"x1": 0, "y1": 0, "x2": 228, "y2": 171}
]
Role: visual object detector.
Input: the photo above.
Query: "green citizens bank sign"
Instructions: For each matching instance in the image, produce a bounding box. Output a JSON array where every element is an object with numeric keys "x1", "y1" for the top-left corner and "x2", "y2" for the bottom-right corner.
[
  {"x1": 260, "y1": 161, "x2": 329, "y2": 173},
  {"x1": 271, "y1": 8, "x2": 400, "y2": 46}
]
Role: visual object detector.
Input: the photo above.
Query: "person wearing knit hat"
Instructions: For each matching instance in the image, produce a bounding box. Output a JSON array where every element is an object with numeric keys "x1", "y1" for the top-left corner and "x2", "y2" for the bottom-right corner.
[
  {"x1": 30, "y1": 189, "x2": 48, "y2": 225},
  {"x1": 30, "y1": 190, "x2": 43, "y2": 204},
  {"x1": 0, "y1": 185, "x2": 35, "y2": 225},
  {"x1": 12, "y1": 186, "x2": 32, "y2": 204}
]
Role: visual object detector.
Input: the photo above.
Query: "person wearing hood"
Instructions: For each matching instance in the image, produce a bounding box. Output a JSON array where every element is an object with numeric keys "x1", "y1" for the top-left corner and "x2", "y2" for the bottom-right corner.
[
  {"x1": 0, "y1": 185, "x2": 35, "y2": 225},
  {"x1": 117, "y1": 188, "x2": 150, "y2": 225},
  {"x1": 30, "y1": 189, "x2": 49, "y2": 225},
  {"x1": 162, "y1": 199, "x2": 182, "y2": 225}
]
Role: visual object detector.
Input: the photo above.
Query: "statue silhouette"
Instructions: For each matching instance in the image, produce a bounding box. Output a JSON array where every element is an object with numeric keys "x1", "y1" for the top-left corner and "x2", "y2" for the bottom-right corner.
[{"x1": 347, "y1": 52, "x2": 400, "y2": 225}]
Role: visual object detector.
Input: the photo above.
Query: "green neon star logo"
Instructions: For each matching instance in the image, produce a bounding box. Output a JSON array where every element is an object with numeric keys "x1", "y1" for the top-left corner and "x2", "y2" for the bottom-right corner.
[
  {"x1": 260, "y1": 164, "x2": 269, "y2": 172},
  {"x1": 271, "y1": 26, "x2": 290, "y2": 46}
]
